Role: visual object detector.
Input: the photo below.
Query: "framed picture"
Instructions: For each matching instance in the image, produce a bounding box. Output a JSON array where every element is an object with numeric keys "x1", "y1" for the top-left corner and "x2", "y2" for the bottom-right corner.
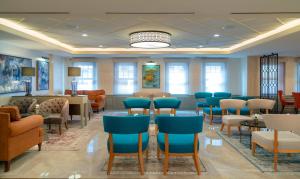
[
  {"x1": 142, "y1": 65, "x2": 160, "y2": 88},
  {"x1": 36, "y1": 60, "x2": 49, "y2": 90},
  {"x1": 0, "y1": 54, "x2": 32, "y2": 94}
]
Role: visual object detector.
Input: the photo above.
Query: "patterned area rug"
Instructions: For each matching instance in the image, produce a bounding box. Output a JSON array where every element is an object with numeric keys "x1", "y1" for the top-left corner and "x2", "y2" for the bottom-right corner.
[
  {"x1": 217, "y1": 130, "x2": 300, "y2": 172},
  {"x1": 101, "y1": 135, "x2": 207, "y2": 175},
  {"x1": 31, "y1": 115, "x2": 101, "y2": 151}
]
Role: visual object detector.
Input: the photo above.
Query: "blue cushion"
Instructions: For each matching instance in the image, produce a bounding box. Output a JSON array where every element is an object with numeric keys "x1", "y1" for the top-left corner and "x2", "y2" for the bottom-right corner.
[
  {"x1": 203, "y1": 107, "x2": 223, "y2": 115},
  {"x1": 155, "y1": 114, "x2": 174, "y2": 124},
  {"x1": 157, "y1": 133, "x2": 199, "y2": 153},
  {"x1": 196, "y1": 101, "x2": 209, "y2": 107},
  {"x1": 107, "y1": 132, "x2": 149, "y2": 153},
  {"x1": 154, "y1": 98, "x2": 181, "y2": 109},
  {"x1": 123, "y1": 98, "x2": 151, "y2": 109},
  {"x1": 194, "y1": 92, "x2": 212, "y2": 99},
  {"x1": 214, "y1": 92, "x2": 231, "y2": 98},
  {"x1": 228, "y1": 107, "x2": 250, "y2": 115}
]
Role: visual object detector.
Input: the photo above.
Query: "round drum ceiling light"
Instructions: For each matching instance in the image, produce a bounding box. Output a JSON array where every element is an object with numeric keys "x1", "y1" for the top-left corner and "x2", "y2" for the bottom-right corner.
[{"x1": 129, "y1": 31, "x2": 171, "y2": 48}]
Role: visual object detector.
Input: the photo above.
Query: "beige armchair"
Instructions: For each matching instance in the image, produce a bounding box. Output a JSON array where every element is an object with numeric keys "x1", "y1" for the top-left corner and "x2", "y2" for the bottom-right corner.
[
  {"x1": 252, "y1": 114, "x2": 300, "y2": 172},
  {"x1": 248, "y1": 99, "x2": 276, "y2": 115},
  {"x1": 220, "y1": 99, "x2": 251, "y2": 136},
  {"x1": 39, "y1": 98, "x2": 69, "y2": 135}
]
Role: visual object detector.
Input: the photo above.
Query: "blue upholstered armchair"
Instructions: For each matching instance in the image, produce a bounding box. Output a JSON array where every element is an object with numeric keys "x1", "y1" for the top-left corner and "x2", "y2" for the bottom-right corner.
[
  {"x1": 203, "y1": 97, "x2": 226, "y2": 125},
  {"x1": 123, "y1": 97, "x2": 151, "y2": 115},
  {"x1": 194, "y1": 92, "x2": 213, "y2": 115},
  {"x1": 153, "y1": 97, "x2": 181, "y2": 115},
  {"x1": 103, "y1": 115, "x2": 150, "y2": 175},
  {"x1": 213, "y1": 92, "x2": 232, "y2": 98},
  {"x1": 156, "y1": 116, "x2": 203, "y2": 175}
]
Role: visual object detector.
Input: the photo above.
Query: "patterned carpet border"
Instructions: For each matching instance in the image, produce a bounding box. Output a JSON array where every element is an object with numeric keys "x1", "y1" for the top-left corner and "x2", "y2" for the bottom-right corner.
[{"x1": 216, "y1": 130, "x2": 300, "y2": 173}]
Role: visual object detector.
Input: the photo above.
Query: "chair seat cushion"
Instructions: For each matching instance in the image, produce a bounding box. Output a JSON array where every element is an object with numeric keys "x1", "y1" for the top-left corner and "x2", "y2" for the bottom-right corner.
[
  {"x1": 157, "y1": 133, "x2": 199, "y2": 153},
  {"x1": 222, "y1": 115, "x2": 251, "y2": 125},
  {"x1": 203, "y1": 107, "x2": 222, "y2": 115},
  {"x1": 228, "y1": 107, "x2": 250, "y2": 115},
  {"x1": 252, "y1": 131, "x2": 300, "y2": 150},
  {"x1": 196, "y1": 102, "x2": 209, "y2": 108},
  {"x1": 108, "y1": 132, "x2": 149, "y2": 153}
]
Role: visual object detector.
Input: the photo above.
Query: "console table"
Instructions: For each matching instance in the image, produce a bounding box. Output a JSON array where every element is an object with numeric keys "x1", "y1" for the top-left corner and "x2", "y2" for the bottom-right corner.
[{"x1": 12, "y1": 95, "x2": 89, "y2": 128}]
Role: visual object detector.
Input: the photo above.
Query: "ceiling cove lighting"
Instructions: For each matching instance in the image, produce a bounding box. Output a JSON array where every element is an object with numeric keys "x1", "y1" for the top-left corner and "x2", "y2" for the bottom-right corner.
[
  {"x1": 145, "y1": 61, "x2": 157, "y2": 65},
  {"x1": 129, "y1": 31, "x2": 171, "y2": 48}
]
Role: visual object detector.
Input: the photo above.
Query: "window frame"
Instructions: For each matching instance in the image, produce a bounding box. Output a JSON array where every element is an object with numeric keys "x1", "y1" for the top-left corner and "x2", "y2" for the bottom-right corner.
[
  {"x1": 113, "y1": 62, "x2": 138, "y2": 95},
  {"x1": 73, "y1": 61, "x2": 97, "y2": 90}
]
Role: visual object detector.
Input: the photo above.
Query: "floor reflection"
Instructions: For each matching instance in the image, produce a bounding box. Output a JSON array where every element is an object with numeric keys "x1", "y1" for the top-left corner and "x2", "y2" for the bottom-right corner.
[
  {"x1": 203, "y1": 136, "x2": 223, "y2": 148},
  {"x1": 87, "y1": 134, "x2": 99, "y2": 154}
]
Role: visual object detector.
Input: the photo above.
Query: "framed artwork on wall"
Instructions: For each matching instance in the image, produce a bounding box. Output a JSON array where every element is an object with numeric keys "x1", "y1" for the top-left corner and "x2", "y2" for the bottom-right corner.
[
  {"x1": 142, "y1": 65, "x2": 160, "y2": 88},
  {"x1": 0, "y1": 54, "x2": 32, "y2": 94},
  {"x1": 36, "y1": 60, "x2": 49, "y2": 90}
]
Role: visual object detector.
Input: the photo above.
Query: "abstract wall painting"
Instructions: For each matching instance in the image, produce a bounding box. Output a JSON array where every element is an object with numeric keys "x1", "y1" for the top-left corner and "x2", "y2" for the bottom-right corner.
[
  {"x1": 36, "y1": 60, "x2": 49, "y2": 90},
  {"x1": 142, "y1": 65, "x2": 160, "y2": 88},
  {"x1": 0, "y1": 54, "x2": 32, "y2": 94}
]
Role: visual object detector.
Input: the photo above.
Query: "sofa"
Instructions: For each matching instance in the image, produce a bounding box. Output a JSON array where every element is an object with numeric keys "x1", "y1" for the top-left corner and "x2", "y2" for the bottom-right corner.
[
  {"x1": 0, "y1": 106, "x2": 44, "y2": 172},
  {"x1": 65, "y1": 89, "x2": 106, "y2": 112}
]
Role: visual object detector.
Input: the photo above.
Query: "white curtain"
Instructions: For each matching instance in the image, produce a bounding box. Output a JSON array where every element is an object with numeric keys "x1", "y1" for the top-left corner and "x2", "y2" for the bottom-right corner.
[
  {"x1": 73, "y1": 62, "x2": 97, "y2": 90},
  {"x1": 203, "y1": 62, "x2": 227, "y2": 92},
  {"x1": 114, "y1": 62, "x2": 138, "y2": 94},
  {"x1": 165, "y1": 62, "x2": 189, "y2": 94}
]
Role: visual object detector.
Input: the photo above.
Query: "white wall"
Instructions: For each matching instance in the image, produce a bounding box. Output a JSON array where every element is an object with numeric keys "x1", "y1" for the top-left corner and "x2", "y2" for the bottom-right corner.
[{"x1": 65, "y1": 57, "x2": 245, "y2": 95}]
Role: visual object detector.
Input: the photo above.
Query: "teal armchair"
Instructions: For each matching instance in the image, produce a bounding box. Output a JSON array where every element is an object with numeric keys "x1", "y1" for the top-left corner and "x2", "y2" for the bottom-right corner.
[
  {"x1": 103, "y1": 115, "x2": 150, "y2": 175},
  {"x1": 156, "y1": 116, "x2": 203, "y2": 175},
  {"x1": 203, "y1": 97, "x2": 225, "y2": 125},
  {"x1": 194, "y1": 92, "x2": 213, "y2": 115},
  {"x1": 123, "y1": 97, "x2": 151, "y2": 115},
  {"x1": 153, "y1": 97, "x2": 181, "y2": 115},
  {"x1": 214, "y1": 92, "x2": 231, "y2": 98}
]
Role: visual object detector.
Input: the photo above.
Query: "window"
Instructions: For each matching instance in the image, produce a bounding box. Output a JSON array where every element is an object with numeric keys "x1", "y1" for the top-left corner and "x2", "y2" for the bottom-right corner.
[
  {"x1": 114, "y1": 62, "x2": 137, "y2": 94},
  {"x1": 73, "y1": 62, "x2": 97, "y2": 90},
  {"x1": 165, "y1": 62, "x2": 189, "y2": 94},
  {"x1": 203, "y1": 62, "x2": 227, "y2": 92}
]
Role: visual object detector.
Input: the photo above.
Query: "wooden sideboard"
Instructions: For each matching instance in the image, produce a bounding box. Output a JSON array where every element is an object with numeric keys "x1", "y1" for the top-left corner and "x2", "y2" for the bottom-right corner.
[{"x1": 12, "y1": 95, "x2": 89, "y2": 128}]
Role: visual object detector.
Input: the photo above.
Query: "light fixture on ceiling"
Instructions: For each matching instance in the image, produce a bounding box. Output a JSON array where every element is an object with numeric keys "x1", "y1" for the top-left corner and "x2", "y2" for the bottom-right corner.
[
  {"x1": 198, "y1": 45, "x2": 203, "y2": 48},
  {"x1": 129, "y1": 31, "x2": 171, "y2": 48},
  {"x1": 98, "y1": 45, "x2": 103, "y2": 48},
  {"x1": 82, "y1": 33, "x2": 88, "y2": 37},
  {"x1": 145, "y1": 60, "x2": 157, "y2": 65},
  {"x1": 214, "y1": 34, "x2": 220, "y2": 37}
]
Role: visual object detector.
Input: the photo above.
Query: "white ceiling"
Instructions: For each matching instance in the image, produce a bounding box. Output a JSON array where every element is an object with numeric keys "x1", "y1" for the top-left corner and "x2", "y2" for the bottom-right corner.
[{"x1": 0, "y1": 0, "x2": 300, "y2": 56}]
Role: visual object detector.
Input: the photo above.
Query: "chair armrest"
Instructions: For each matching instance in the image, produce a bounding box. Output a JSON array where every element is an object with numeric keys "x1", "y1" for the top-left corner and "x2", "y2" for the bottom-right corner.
[
  {"x1": 0, "y1": 113, "x2": 10, "y2": 136},
  {"x1": 61, "y1": 101, "x2": 69, "y2": 123},
  {"x1": 9, "y1": 115, "x2": 43, "y2": 137},
  {"x1": 93, "y1": 95, "x2": 106, "y2": 103}
]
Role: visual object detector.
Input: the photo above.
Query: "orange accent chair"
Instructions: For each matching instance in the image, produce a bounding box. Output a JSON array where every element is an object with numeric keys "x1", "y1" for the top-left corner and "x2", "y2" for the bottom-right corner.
[
  {"x1": 0, "y1": 106, "x2": 44, "y2": 172},
  {"x1": 278, "y1": 90, "x2": 294, "y2": 113},
  {"x1": 65, "y1": 89, "x2": 106, "y2": 112}
]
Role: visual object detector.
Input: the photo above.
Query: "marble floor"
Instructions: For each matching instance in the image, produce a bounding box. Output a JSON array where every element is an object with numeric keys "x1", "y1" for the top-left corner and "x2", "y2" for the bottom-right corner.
[{"x1": 0, "y1": 111, "x2": 300, "y2": 179}]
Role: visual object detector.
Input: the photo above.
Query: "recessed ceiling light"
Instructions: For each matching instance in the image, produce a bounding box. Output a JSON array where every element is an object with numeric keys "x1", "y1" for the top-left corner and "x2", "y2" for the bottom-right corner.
[
  {"x1": 82, "y1": 33, "x2": 88, "y2": 37},
  {"x1": 98, "y1": 45, "x2": 103, "y2": 48},
  {"x1": 198, "y1": 45, "x2": 203, "y2": 48},
  {"x1": 214, "y1": 34, "x2": 220, "y2": 37}
]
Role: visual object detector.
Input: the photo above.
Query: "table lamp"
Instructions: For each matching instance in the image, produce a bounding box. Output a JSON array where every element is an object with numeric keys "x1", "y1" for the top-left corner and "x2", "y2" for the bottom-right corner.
[
  {"x1": 68, "y1": 67, "x2": 81, "y2": 96},
  {"x1": 21, "y1": 67, "x2": 35, "y2": 96}
]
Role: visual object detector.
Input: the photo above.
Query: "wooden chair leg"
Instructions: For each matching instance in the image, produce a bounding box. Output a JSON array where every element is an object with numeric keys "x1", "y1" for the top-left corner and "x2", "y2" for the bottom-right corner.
[
  {"x1": 146, "y1": 148, "x2": 149, "y2": 160},
  {"x1": 252, "y1": 142, "x2": 256, "y2": 155},
  {"x1": 70, "y1": 115, "x2": 73, "y2": 121},
  {"x1": 64, "y1": 122, "x2": 68, "y2": 129},
  {"x1": 227, "y1": 125, "x2": 231, "y2": 137},
  {"x1": 220, "y1": 123, "x2": 225, "y2": 131},
  {"x1": 210, "y1": 114, "x2": 213, "y2": 125},
  {"x1": 138, "y1": 150, "x2": 144, "y2": 175},
  {"x1": 238, "y1": 126, "x2": 241, "y2": 134},
  {"x1": 193, "y1": 154, "x2": 201, "y2": 176},
  {"x1": 107, "y1": 154, "x2": 114, "y2": 175},
  {"x1": 59, "y1": 124, "x2": 62, "y2": 135},
  {"x1": 38, "y1": 143, "x2": 42, "y2": 151},
  {"x1": 163, "y1": 153, "x2": 169, "y2": 175},
  {"x1": 274, "y1": 152, "x2": 278, "y2": 172},
  {"x1": 157, "y1": 146, "x2": 161, "y2": 159},
  {"x1": 4, "y1": 160, "x2": 11, "y2": 172}
]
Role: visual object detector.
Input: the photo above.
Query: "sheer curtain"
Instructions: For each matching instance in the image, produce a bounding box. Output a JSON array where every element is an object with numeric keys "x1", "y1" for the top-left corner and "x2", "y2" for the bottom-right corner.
[
  {"x1": 203, "y1": 62, "x2": 227, "y2": 92},
  {"x1": 114, "y1": 62, "x2": 138, "y2": 94},
  {"x1": 73, "y1": 62, "x2": 97, "y2": 90},
  {"x1": 165, "y1": 62, "x2": 189, "y2": 94}
]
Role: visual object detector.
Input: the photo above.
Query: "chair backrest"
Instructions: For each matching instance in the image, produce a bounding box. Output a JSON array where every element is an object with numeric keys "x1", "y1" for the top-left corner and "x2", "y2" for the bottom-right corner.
[
  {"x1": 292, "y1": 92, "x2": 300, "y2": 108},
  {"x1": 262, "y1": 114, "x2": 300, "y2": 132},
  {"x1": 39, "y1": 98, "x2": 68, "y2": 113},
  {"x1": 153, "y1": 92, "x2": 171, "y2": 98},
  {"x1": 8, "y1": 98, "x2": 37, "y2": 114},
  {"x1": 214, "y1": 92, "x2": 231, "y2": 98},
  {"x1": 231, "y1": 96, "x2": 255, "y2": 101},
  {"x1": 157, "y1": 116, "x2": 203, "y2": 134},
  {"x1": 247, "y1": 99, "x2": 275, "y2": 110},
  {"x1": 103, "y1": 115, "x2": 150, "y2": 134},
  {"x1": 220, "y1": 99, "x2": 246, "y2": 109},
  {"x1": 194, "y1": 92, "x2": 213, "y2": 99},
  {"x1": 278, "y1": 90, "x2": 285, "y2": 104},
  {"x1": 206, "y1": 97, "x2": 226, "y2": 107},
  {"x1": 123, "y1": 97, "x2": 151, "y2": 109},
  {"x1": 153, "y1": 97, "x2": 181, "y2": 109}
]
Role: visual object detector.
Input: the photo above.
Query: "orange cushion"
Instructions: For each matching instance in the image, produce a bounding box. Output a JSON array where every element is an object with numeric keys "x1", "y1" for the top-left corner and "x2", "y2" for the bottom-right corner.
[
  {"x1": 0, "y1": 106, "x2": 21, "y2": 121},
  {"x1": 10, "y1": 115, "x2": 43, "y2": 137}
]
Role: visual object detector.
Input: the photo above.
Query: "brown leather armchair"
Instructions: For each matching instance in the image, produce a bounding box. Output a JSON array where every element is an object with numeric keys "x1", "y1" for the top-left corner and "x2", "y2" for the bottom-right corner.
[
  {"x1": 0, "y1": 106, "x2": 43, "y2": 172},
  {"x1": 65, "y1": 89, "x2": 106, "y2": 112}
]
